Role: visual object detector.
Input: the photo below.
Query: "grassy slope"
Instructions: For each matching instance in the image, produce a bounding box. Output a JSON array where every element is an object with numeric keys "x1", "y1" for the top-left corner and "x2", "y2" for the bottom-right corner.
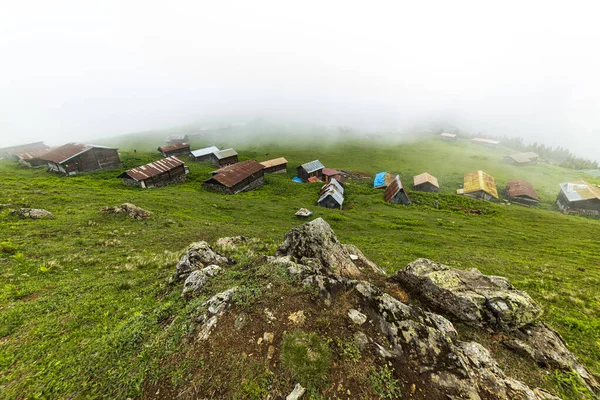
[{"x1": 1, "y1": 137, "x2": 599, "y2": 398}]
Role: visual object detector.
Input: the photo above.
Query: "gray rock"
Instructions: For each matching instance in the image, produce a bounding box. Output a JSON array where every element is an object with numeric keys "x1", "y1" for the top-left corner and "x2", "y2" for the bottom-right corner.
[
  {"x1": 275, "y1": 218, "x2": 363, "y2": 278},
  {"x1": 504, "y1": 323, "x2": 599, "y2": 394},
  {"x1": 9, "y1": 208, "x2": 52, "y2": 219},
  {"x1": 348, "y1": 309, "x2": 367, "y2": 325},
  {"x1": 354, "y1": 332, "x2": 370, "y2": 351},
  {"x1": 172, "y1": 242, "x2": 229, "y2": 281},
  {"x1": 286, "y1": 383, "x2": 306, "y2": 400},
  {"x1": 197, "y1": 315, "x2": 218, "y2": 341},
  {"x1": 100, "y1": 203, "x2": 151, "y2": 220},
  {"x1": 391, "y1": 259, "x2": 542, "y2": 331},
  {"x1": 181, "y1": 265, "x2": 221, "y2": 298},
  {"x1": 203, "y1": 287, "x2": 237, "y2": 315}
]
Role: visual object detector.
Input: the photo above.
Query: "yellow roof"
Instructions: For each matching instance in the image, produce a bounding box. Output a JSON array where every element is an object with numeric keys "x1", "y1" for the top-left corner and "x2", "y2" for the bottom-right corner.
[
  {"x1": 413, "y1": 172, "x2": 439, "y2": 188},
  {"x1": 260, "y1": 157, "x2": 287, "y2": 168},
  {"x1": 463, "y1": 170, "x2": 498, "y2": 199}
]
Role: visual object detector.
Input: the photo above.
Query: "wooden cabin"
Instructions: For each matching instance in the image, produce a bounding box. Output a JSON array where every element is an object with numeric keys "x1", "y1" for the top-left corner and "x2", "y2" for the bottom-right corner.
[
  {"x1": 322, "y1": 168, "x2": 345, "y2": 184},
  {"x1": 165, "y1": 135, "x2": 189, "y2": 145},
  {"x1": 1, "y1": 141, "x2": 49, "y2": 160},
  {"x1": 413, "y1": 172, "x2": 439, "y2": 192},
  {"x1": 297, "y1": 160, "x2": 324, "y2": 182},
  {"x1": 213, "y1": 148, "x2": 239, "y2": 167},
  {"x1": 260, "y1": 157, "x2": 288, "y2": 174},
  {"x1": 505, "y1": 179, "x2": 540, "y2": 205},
  {"x1": 318, "y1": 179, "x2": 344, "y2": 209},
  {"x1": 385, "y1": 176, "x2": 411, "y2": 205},
  {"x1": 117, "y1": 156, "x2": 187, "y2": 188},
  {"x1": 40, "y1": 143, "x2": 121, "y2": 175},
  {"x1": 158, "y1": 143, "x2": 190, "y2": 157},
  {"x1": 503, "y1": 152, "x2": 539, "y2": 165},
  {"x1": 458, "y1": 170, "x2": 499, "y2": 201},
  {"x1": 556, "y1": 181, "x2": 600, "y2": 215},
  {"x1": 190, "y1": 146, "x2": 220, "y2": 163},
  {"x1": 15, "y1": 148, "x2": 53, "y2": 168},
  {"x1": 203, "y1": 160, "x2": 264, "y2": 194}
]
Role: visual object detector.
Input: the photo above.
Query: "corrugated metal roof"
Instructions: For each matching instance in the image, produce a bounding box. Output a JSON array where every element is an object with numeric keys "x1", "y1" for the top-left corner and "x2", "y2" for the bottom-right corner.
[
  {"x1": 472, "y1": 138, "x2": 500, "y2": 145},
  {"x1": 559, "y1": 180, "x2": 600, "y2": 202},
  {"x1": 158, "y1": 143, "x2": 190, "y2": 152},
  {"x1": 167, "y1": 135, "x2": 187, "y2": 140},
  {"x1": 190, "y1": 146, "x2": 220, "y2": 157},
  {"x1": 260, "y1": 157, "x2": 287, "y2": 168},
  {"x1": 40, "y1": 143, "x2": 117, "y2": 164},
  {"x1": 215, "y1": 148, "x2": 238, "y2": 159},
  {"x1": 15, "y1": 148, "x2": 53, "y2": 160},
  {"x1": 206, "y1": 160, "x2": 263, "y2": 188},
  {"x1": 2, "y1": 141, "x2": 49, "y2": 155},
  {"x1": 118, "y1": 156, "x2": 185, "y2": 181},
  {"x1": 463, "y1": 170, "x2": 499, "y2": 199},
  {"x1": 506, "y1": 152, "x2": 539, "y2": 164},
  {"x1": 413, "y1": 172, "x2": 439, "y2": 188},
  {"x1": 384, "y1": 175, "x2": 411, "y2": 203},
  {"x1": 322, "y1": 168, "x2": 341, "y2": 176},
  {"x1": 318, "y1": 187, "x2": 344, "y2": 207},
  {"x1": 300, "y1": 160, "x2": 324, "y2": 173},
  {"x1": 506, "y1": 179, "x2": 539, "y2": 201},
  {"x1": 321, "y1": 178, "x2": 344, "y2": 195}
]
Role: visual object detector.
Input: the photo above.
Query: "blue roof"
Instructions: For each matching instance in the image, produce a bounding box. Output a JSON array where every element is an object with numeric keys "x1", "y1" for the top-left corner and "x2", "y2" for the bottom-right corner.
[
  {"x1": 374, "y1": 172, "x2": 387, "y2": 188},
  {"x1": 292, "y1": 176, "x2": 303, "y2": 183}
]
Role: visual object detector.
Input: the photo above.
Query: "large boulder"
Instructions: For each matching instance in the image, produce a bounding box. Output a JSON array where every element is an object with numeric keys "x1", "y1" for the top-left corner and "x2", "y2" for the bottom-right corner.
[
  {"x1": 181, "y1": 265, "x2": 222, "y2": 298},
  {"x1": 391, "y1": 259, "x2": 542, "y2": 331},
  {"x1": 172, "y1": 242, "x2": 229, "y2": 282},
  {"x1": 275, "y1": 218, "x2": 383, "y2": 278},
  {"x1": 9, "y1": 208, "x2": 52, "y2": 219},
  {"x1": 504, "y1": 323, "x2": 599, "y2": 394}
]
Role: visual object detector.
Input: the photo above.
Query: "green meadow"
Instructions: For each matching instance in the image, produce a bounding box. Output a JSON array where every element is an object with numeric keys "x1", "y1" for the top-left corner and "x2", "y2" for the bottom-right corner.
[{"x1": 1, "y1": 136, "x2": 599, "y2": 398}]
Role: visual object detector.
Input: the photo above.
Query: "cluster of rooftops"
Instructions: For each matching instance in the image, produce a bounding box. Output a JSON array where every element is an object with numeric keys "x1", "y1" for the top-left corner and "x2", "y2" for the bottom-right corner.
[{"x1": 1, "y1": 137, "x2": 599, "y2": 215}]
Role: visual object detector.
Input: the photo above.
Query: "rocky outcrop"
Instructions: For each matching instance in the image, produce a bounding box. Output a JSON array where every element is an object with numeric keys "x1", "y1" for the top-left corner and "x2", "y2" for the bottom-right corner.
[
  {"x1": 101, "y1": 203, "x2": 152, "y2": 220},
  {"x1": 9, "y1": 208, "x2": 53, "y2": 219},
  {"x1": 171, "y1": 242, "x2": 229, "y2": 282},
  {"x1": 391, "y1": 258, "x2": 542, "y2": 331},
  {"x1": 275, "y1": 217, "x2": 383, "y2": 278},
  {"x1": 181, "y1": 265, "x2": 221, "y2": 298},
  {"x1": 504, "y1": 323, "x2": 599, "y2": 394},
  {"x1": 195, "y1": 287, "x2": 238, "y2": 341}
]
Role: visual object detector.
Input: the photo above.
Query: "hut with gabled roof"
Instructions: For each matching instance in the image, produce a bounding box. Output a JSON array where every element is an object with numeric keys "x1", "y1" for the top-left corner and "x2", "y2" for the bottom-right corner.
[
  {"x1": 213, "y1": 148, "x2": 239, "y2": 167},
  {"x1": 413, "y1": 172, "x2": 439, "y2": 192},
  {"x1": 117, "y1": 156, "x2": 187, "y2": 188},
  {"x1": 385, "y1": 176, "x2": 411, "y2": 205},
  {"x1": 458, "y1": 170, "x2": 498, "y2": 201},
  {"x1": 505, "y1": 180, "x2": 540, "y2": 205},
  {"x1": 556, "y1": 180, "x2": 600, "y2": 215},
  {"x1": 203, "y1": 160, "x2": 264, "y2": 194},
  {"x1": 165, "y1": 135, "x2": 189, "y2": 145},
  {"x1": 0, "y1": 141, "x2": 49, "y2": 160},
  {"x1": 40, "y1": 143, "x2": 121, "y2": 175},
  {"x1": 503, "y1": 152, "x2": 539, "y2": 165},
  {"x1": 297, "y1": 160, "x2": 324, "y2": 182},
  {"x1": 318, "y1": 178, "x2": 344, "y2": 209},
  {"x1": 260, "y1": 157, "x2": 288, "y2": 174},
  {"x1": 14, "y1": 148, "x2": 53, "y2": 168},
  {"x1": 190, "y1": 146, "x2": 220, "y2": 163},
  {"x1": 158, "y1": 143, "x2": 190, "y2": 157}
]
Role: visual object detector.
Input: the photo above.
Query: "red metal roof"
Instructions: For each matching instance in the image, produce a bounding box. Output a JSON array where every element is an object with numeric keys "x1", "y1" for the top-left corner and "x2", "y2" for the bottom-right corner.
[
  {"x1": 158, "y1": 143, "x2": 190, "y2": 152},
  {"x1": 307, "y1": 176, "x2": 321, "y2": 183},
  {"x1": 384, "y1": 176, "x2": 411, "y2": 203},
  {"x1": 206, "y1": 160, "x2": 264, "y2": 188},
  {"x1": 506, "y1": 179, "x2": 540, "y2": 201},
  {"x1": 322, "y1": 168, "x2": 341, "y2": 176},
  {"x1": 14, "y1": 148, "x2": 53, "y2": 160},
  {"x1": 118, "y1": 156, "x2": 185, "y2": 181}
]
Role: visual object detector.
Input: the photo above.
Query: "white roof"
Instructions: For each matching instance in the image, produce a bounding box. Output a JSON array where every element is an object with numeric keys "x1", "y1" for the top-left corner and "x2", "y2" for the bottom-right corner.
[{"x1": 190, "y1": 146, "x2": 220, "y2": 157}]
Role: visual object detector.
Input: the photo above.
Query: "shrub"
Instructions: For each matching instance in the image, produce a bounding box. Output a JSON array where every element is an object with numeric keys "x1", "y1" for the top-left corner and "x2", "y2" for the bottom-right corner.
[{"x1": 370, "y1": 363, "x2": 402, "y2": 399}]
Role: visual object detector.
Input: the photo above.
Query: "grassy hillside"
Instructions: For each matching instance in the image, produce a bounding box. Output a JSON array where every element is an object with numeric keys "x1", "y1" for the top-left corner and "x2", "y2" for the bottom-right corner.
[{"x1": 1, "y1": 136, "x2": 599, "y2": 398}]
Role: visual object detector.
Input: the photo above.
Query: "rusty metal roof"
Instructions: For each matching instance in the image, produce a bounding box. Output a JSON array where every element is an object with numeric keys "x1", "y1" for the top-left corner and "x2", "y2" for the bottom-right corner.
[
  {"x1": 307, "y1": 176, "x2": 321, "y2": 183},
  {"x1": 260, "y1": 157, "x2": 287, "y2": 168},
  {"x1": 300, "y1": 160, "x2": 324, "y2": 173},
  {"x1": 559, "y1": 180, "x2": 600, "y2": 202},
  {"x1": 320, "y1": 178, "x2": 344, "y2": 195},
  {"x1": 40, "y1": 143, "x2": 116, "y2": 164},
  {"x1": 215, "y1": 148, "x2": 238, "y2": 159},
  {"x1": 117, "y1": 156, "x2": 185, "y2": 181},
  {"x1": 506, "y1": 179, "x2": 539, "y2": 201},
  {"x1": 14, "y1": 148, "x2": 53, "y2": 160},
  {"x1": 2, "y1": 141, "x2": 49, "y2": 155},
  {"x1": 413, "y1": 172, "x2": 439, "y2": 188},
  {"x1": 318, "y1": 187, "x2": 344, "y2": 207},
  {"x1": 205, "y1": 160, "x2": 263, "y2": 188},
  {"x1": 322, "y1": 168, "x2": 341, "y2": 176},
  {"x1": 384, "y1": 176, "x2": 411, "y2": 203},
  {"x1": 158, "y1": 143, "x2": 190, "y2": 152},
  {"x1": 463, "y1": 170, "x2": 498, "y2": 199}
]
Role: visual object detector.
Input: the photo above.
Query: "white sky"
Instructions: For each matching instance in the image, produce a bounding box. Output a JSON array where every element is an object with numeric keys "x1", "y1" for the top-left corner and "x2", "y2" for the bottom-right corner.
[{"x1": 0, "y1": 0, "x2": 599, "y2": 160}]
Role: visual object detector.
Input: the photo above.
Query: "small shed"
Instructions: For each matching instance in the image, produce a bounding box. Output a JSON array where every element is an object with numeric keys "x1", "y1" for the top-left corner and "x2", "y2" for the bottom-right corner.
[
  {"x1": 459, "y1": 170, "x2": 499, "y2": 201},
  {"x1": 203, "y1": 160, "x2": 264, "y2": 194},
  {"x1": 15, "y1": 148, "x2": 53, "y2": 168},
  {"x1": 0, "y1": 141, "x2": 49, "y2": 160},
  {"x1": 385, "y1": 176, "x2": 411, "y2": 205},
  {"x1": 322, "y1": 168, "x2": 345, "y2": 184},
  {"x1": 556, "y1": 181, "x2": 600, "y2": 215},
  {"x1": 505, "y1": 179, "x2": 540, "y2": 205},
  {"x1": 440, "y1": 133, "x2": 457, "y2": 141},
  {"x1": 413, "y1": 172, "x2": 439, "y2": 192},
  {"x1": 297, "y1": 160, "x2": 324, "y2": 182},
  {"x1": 158, "y1": 143, "x2": 190, "y2": 157},
  {"x1": 165, "y1": 135, "x2": 189, "y2": 145},
  {"x1": 213, "y1": 148, "x2": 239, "y2": 167},
  {"x1": 318, "y1": 178, "x2": 344, "y2": 209},
  {"x1": 471, "y1": 138, "x2": 500, "y2": 147},
  {"x1": 190, "y1": 146, "x2": 220, "y2": 162},
  {"x1": 374, "y1": 172, "x2": 396, "y2": 189},
  {"x1": 503, "y1": 152, "x2": 539, "y2": 165},
  {"x1": 261, "y1": 157, "x2": 288, "y2": 174},
  {"x1": 117, "y1": 156, "x2": 187, "y2": 188},
  {"x1": 40, "y1": 143, "x2": 121, "y2": 175}
]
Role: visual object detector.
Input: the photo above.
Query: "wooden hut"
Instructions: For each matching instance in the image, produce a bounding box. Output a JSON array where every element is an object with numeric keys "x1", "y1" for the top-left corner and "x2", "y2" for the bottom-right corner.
[
  {"x1": 190, "y1": 146, "x2": 220, "y2": 162},
  {"x1": 385, "y1": 176, "x2": 411, "y2": 205},
  {"x1": 503, "y1": 152, "x2": 539, "y2": 165},
  {"x1": 158, "y1": 143, "x2": 190, "y2": 157},
  {"x1": 458, "y1": 170, "x2": 498, "y2": 201},
  {"x1": 413, "y1": 172, "x2": 439, "y2": 192},
  {"x1": 260, "y1": 157, "x2": 288, "y2": 174},
  {"x1": 318, "y1": 179, "x2": 344, "y2": 209},
  {"x1": 165, "y1": 135, "x2": 189, "y2": 145},
  {"x1": 556, "y1": 181, "x2": 600, "y2": 215},
  {"x1": 213, "y1": 148, "x2": 239, "y2": 167},
  {"x1": 297, "y1": 160, "x2": 324, "y2": 182},
  {"x1": 15, "y1": 148, "x2": 53, "y2": 168},
  {"x1": 40, "y1": 143, "x2": 121, "y2": 175},
  {"x1": 203, "y1": 160, "x2": 264, "y2": 194},
  {"x1": 0, "y1": 141, "x2": 49, "y2": 160},
  {"x1": 505, "y1": 179, "x2": 540, "y2": 205},
  {"x1": 117, "y1": 156, "x2": 187, "y2": 188},
  {"x1": 322, "y1": 168, "x2": 345, "y2": 184}
]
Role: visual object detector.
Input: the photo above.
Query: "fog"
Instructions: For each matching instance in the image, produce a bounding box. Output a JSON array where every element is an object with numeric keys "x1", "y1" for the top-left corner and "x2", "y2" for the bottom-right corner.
[{"x1": 1, "y1": 1, "x2": 599, "y2": 161}]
